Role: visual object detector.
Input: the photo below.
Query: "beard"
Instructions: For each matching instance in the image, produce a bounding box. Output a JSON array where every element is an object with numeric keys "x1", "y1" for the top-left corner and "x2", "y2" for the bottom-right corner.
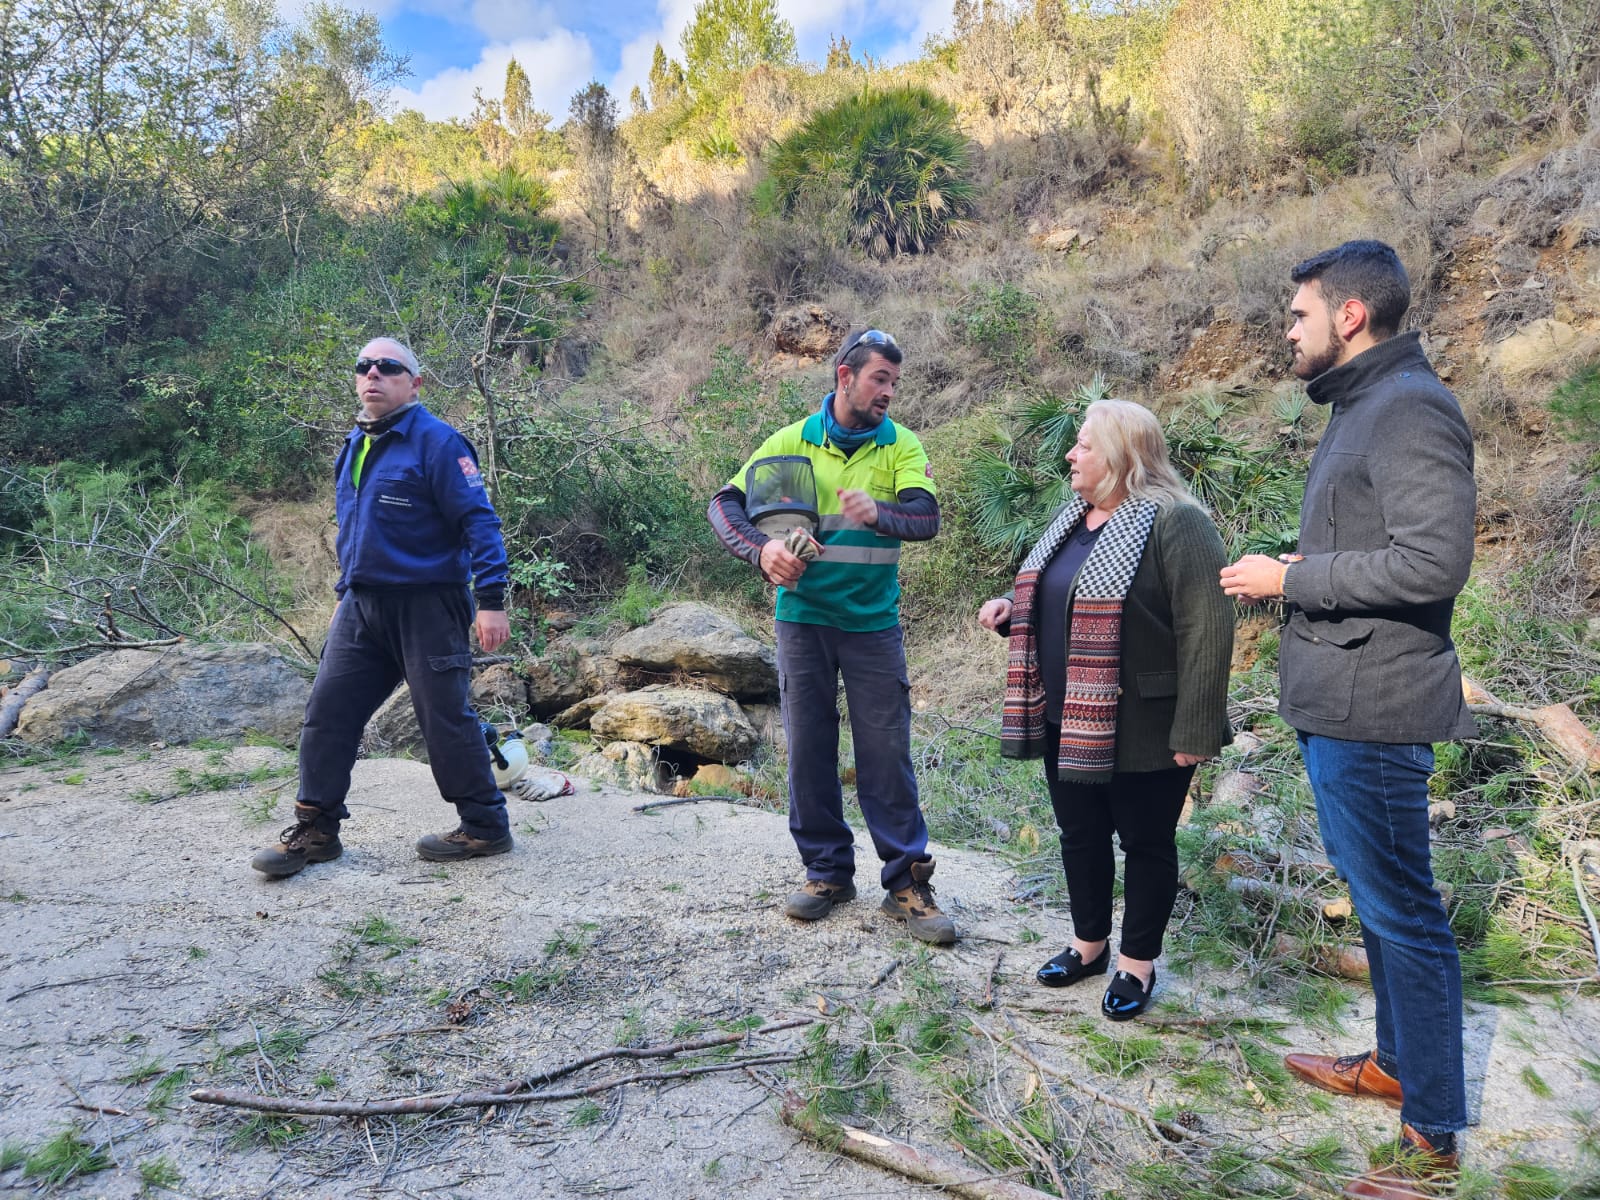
[{"x1": 1291, "y1": 334, "x2": 1345, "y2": 380}]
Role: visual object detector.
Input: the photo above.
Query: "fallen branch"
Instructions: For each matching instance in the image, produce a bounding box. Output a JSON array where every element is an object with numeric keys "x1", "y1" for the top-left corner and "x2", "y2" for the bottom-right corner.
[
  {"x1": 780, "y1": 1093, "x2": 1059, "y2": 1200},
  {"x1": 192, "y1": 1053, "x2": 799, "y2": 1117},
  {"x1": 1464, "y1": 678, "x2": 1600, "y2": 771},
  {"x1": 987, "y1": 1014, "x2": 1349, "y2": 1200},
  {"x1": 6, "y1": 971, "x2": 141, "y2": 1002},
  {"x1": 979, "y1": 951, "x2": 1004, "y2": 1010},
  {"x1": 0, "y1": 665, "x2": 49, "y2": 738},
  {"x1": 631, "y1": 794, "x2": 766, "y2": 813},
  {"x1": 1569, "y1": 849, "x2": 1600, "y2": 976},
  {"x1": 1273, "y1": 934, "x2": 1370, "y2": 981},
  {"x1": 191, "y1": 1018, "x2": 812, "y2": 1116}
]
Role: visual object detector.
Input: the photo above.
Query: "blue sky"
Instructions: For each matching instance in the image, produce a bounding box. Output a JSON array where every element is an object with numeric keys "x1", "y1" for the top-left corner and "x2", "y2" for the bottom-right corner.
[{"x1": 320, "y1": 0, "x2": 954, "y2": 122}]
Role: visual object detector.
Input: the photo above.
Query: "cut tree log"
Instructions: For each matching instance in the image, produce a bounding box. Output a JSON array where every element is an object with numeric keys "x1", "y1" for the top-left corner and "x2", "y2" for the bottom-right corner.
[
  {"x1": 780, "y1": 1095, "x2": 1058, "y2": 1200},
  {"x1": 1464, "y1": 677, "x2": 1600, "y2": 772},
  {"x1": 1274, "y1": 933, "x2": 1370, "y2": 980},
  {"x1": 0, "y1": 666, "x2": 48, "y2": 739}
]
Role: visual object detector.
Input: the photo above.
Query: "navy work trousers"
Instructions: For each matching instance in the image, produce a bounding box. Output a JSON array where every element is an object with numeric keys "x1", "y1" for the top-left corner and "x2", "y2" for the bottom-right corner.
[
  {"x1": 296, "y1": 586, "x2": 508, "y2": 840},
  {"x1": 775, "y1": 620, "x2": 929, "y2": 892}
]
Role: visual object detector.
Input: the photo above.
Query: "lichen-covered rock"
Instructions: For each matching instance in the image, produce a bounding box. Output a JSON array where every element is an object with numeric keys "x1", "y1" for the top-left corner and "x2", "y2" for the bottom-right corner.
[
  {"x1": 524, "y1": 635, "x2": 616, "y2": 716},
  {"x1": 572, "y1": 740, "x2": 660, "y2": 792},
  {"x1": 15, "y1": 643, "x2": 309, "y2": 747},
  {"x1": 770, "y1": 305, "x2": 848, "y2": 358},
  {"x1": 590, "y1": 685, "x2": 758, "y2": 762},
  {"x1": 610, "y1": 603, "x2": 777, "y2": 700}
]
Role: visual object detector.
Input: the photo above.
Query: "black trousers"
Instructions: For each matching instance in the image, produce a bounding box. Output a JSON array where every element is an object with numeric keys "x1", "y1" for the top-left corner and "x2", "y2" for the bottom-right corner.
[
  {"x1": 296, "y1": 586, "x2": 508, "y2": 839},
  {"x1": 1043, "y1": 722, "x2": 1194, "y2": 960}
]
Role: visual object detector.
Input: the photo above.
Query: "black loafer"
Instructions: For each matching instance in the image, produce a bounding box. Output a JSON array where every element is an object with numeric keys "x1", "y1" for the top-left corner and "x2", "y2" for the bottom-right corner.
[
  {"x1": 1102, "y1": 968, "x2": 1156, "y2": 1021},
  {"x1": 1036, "y1": 943, "x2": 1111, "y2": 988}
]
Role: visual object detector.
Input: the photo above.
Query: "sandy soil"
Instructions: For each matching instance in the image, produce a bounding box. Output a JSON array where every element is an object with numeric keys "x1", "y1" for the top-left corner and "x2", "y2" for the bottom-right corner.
[{"x1": 1, "y1": 745, "x2": 1596, "y2": 1199}]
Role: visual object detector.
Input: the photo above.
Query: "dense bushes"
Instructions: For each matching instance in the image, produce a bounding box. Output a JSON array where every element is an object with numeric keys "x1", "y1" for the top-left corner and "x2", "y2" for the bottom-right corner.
[{"x1": 765, "y1": 87, "x2": 977, "y2": 258}]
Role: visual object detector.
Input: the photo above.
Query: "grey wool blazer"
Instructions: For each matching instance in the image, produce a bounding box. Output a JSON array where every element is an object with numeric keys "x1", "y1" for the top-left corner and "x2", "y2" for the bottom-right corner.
[{"x1": 1279, "y1": 331, "x2": 1478, "y2": 744}]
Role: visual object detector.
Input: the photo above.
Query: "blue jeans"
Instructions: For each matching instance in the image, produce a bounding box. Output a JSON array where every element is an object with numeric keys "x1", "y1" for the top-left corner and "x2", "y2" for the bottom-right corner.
[
  {"x1": 1299, "y1": 734, "x2": 1465, "y2": 1136},
  {"x1": 776, "y1": 621, "x2": 929, "y2": 891}
]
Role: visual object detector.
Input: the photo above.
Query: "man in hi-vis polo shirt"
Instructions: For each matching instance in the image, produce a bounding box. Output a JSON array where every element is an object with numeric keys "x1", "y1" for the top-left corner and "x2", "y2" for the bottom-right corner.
[{"x1": 708, "y1": 329, "x2": 954, "y2": 944}]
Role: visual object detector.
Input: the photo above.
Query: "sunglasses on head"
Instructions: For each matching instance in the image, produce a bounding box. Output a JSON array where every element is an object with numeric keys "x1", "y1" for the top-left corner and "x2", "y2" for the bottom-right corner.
[
  {"x1": 840, "y1": 329, "x2": 897, "y2": 359},
  {"x1": 354, "y1": 357, "x2": 413, "y2": 377}
]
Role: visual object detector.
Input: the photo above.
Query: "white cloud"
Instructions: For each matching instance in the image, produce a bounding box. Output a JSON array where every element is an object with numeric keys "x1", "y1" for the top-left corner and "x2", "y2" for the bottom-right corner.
[
  {"x1": 611, "y1": 0, "x2": 698, "y2": 100},
  {"x1": 468, "y1": 0, "x2": 560, "y2": 44},
  {"x1": 389, "y1": 29, "x2": 598, "y2": 120}
]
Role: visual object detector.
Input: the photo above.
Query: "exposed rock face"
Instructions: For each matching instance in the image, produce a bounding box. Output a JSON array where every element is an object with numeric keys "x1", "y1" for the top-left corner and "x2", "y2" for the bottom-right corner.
[
  {"x1": 770, "y1": 305, "x2": 848, "y2": 358},
  {"x1": 610, "y1": 603, "x2": 778, "y2": 700},
  {"x1": 525, "y1": 636, "x2": 616, "y2": 717},
  {"x1": 572, "y1": 740, "x2": 660, "y2": 792},
  {"x1": 1489, "y1": 317, "x2": 1600, "y2": 375},
  {"x1": 361, "y1": 668, "x2": 530, "y2": 761},
  {"x1": 741, "y1": 702, "x2": 786, "y2": 755},
  {"x1": 472, "y1": 663, "x2": 530, "y2": 715},
  {"x1": 14, "y1": 643, "x2": 309, "y2": 747},
  {"x1": 362, "y1": 687, "x2": 423, "y2": 758},
  {"x1": 590, "y1": 685, "x2": 759, "y2": 762}
]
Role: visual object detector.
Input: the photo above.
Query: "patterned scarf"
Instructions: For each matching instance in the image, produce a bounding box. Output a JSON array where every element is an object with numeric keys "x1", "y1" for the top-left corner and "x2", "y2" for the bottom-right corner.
[{"x1": 1000, "y1": 494, "x2": 1158, "y2": 782}]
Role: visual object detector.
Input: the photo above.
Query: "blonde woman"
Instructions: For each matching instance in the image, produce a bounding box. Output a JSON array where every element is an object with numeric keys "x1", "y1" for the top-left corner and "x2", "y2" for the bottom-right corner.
[{"x1": 978, "y1": 399, "x2": 1233, "y2": 1020}]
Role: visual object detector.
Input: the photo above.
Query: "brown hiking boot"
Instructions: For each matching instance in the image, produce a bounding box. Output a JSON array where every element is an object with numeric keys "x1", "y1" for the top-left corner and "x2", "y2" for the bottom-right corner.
[
  {"x1": 252, "y1": 808, "x2": 342, "y2": 877},
  {"x1": 415, "y1": 827, "x2": 513, "y2": 862},
  {"x1": 1343, "y1": 1124, "x2": 1459, "y2": 1199},
  {"x1": 784, "y1": 878, "x2": 857, "y2": 921},
  {"x1": 881, "y1": 860, "x2": 957, "y2": 945}
]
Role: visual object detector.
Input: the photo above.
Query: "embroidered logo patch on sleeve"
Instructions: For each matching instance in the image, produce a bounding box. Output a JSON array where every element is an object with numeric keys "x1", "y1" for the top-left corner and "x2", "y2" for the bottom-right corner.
[
  {"x1": 458, "y1": 456, "x2": 480, "y2": 478},
  {"x1": 924, "y1": 463, "x2": 934, "y2": 478}
]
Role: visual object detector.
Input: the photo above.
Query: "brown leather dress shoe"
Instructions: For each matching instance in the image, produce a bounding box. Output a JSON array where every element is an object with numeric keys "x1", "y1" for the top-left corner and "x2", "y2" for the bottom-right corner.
[
  {"x1": 1284, "y1": 1049, "x2": 1403, "y2": 1107},
  {"x1": 1343, "y1": 1124, "x2": 1459, "y2": 1199}
]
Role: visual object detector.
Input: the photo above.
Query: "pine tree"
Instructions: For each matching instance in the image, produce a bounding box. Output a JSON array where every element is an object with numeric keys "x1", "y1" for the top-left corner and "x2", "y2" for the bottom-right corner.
[
  {"x1": 502, "y1": 58, "x2": 549, "y2": 141},
  {"x1": 647, "y1": 43, "x2": 685, "y2": 107},
  {"x1": 680, "y1": 0, "x2": 796, "y2": 93}
]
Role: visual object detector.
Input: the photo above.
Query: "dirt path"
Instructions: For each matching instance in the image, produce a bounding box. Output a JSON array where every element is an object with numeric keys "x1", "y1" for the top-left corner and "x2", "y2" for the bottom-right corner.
[{"x1": 1, "y1": 745, "x2": 1596, "y2": 1198}]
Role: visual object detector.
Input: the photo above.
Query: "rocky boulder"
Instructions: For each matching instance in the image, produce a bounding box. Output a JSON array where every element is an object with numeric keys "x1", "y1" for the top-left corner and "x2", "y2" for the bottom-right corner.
[
  {"x1": 525, "y1": 635, "x2": 616, "y2": 717},
  {"x1": 14, "y1": 643, "x2": 310, "y2": 747},
  {"x1": 770, "y1": 305, "x2": 848, "y2": 358},
  {"x1": 590, "y1": 685, "x2": 759, "y2": 762},
  {"x1": 611, "y1": 603, "x2": 777, "y2": 700},
  {"x1": 572, "y1": 740, "x2": 661, "y2": 792},
  {"x1": 362, "y1": 669, "x2": 529, "y2": 761}
]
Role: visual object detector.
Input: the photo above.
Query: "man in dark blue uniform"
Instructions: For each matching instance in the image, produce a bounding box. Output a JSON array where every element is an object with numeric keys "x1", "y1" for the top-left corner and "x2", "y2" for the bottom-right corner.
[{"x1": 253, "y1": 337, "x2": 514, "y2": 877}]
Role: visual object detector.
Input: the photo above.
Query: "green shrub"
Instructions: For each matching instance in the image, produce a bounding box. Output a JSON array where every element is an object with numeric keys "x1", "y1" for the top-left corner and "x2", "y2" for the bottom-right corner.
[
  {"x1": 1551, "y1": 359, "x2": 1600, "y2": 444},
  {"x1": 0, "y1": 464, "x2": 301, "y2": 662},
  {"x1": 960, "y1": 284, "x2": 1049, "y2": 375},
  {"x1": 766, "y1": 87, "x2": 976, "y2": 258}
]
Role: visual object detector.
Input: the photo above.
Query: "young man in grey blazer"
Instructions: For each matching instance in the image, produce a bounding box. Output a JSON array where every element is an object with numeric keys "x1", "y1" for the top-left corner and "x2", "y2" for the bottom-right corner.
[{"x1": 1221, "y1": 240, "x2": 1475, "y2": 1200}]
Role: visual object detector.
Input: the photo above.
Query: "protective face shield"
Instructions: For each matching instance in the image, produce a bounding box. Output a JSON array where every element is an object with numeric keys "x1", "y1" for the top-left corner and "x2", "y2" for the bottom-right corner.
[
  {"x1": 744, "y1": 455, "x2": 819, "y2": 540},
  {"x1": 481, "y1": 721, "x2": 531, "y2": 790}
]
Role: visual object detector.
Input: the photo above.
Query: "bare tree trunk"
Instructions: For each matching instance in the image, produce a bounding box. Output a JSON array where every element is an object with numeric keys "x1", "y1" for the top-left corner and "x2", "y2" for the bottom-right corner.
[{"x1": 0, "y1": 666, "x2": 49, "y2": 738}]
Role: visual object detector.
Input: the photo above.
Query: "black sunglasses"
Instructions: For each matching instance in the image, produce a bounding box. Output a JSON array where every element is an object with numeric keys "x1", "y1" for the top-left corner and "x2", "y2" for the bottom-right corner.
[
  {"x1": 840, "y1": 329, "x2": 897, "y2": 358},
  {"x1": 354, "y1": 357, "x2": 413, "y2": 377}
]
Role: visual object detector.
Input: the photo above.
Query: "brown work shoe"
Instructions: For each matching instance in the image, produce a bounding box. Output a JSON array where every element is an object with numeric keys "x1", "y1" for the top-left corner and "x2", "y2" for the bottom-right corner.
[
  {"x1": 1285, "y1": 1049, "x2": 1403, "y2": 1107},
  {"x1": 881, "y1": 860, "x2": 957, "y2": 945},
  {"x1": 416, "y1": 827, "x2": 513, "y2": 862},
  {"x1": 251, "y1": 809, "x2": 342, "y2": 878},
  {"x1": 784, "y1": 878, "x2": 857, "y2": 921},
  {"x1": 1343, "y1": 1124, "x2": 1459, "y2": 1199}
]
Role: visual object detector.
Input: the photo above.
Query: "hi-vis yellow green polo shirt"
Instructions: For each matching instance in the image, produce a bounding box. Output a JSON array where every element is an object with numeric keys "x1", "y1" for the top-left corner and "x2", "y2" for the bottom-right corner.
[{"x1": 729, "y1": 412, "x2": 936, "y2": 632}]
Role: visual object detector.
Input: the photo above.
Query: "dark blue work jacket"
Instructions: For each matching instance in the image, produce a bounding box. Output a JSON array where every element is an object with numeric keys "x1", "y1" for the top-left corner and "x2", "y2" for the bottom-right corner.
[{"x1": 332, "y1": 404, "x2": 509, "y2": 606}]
